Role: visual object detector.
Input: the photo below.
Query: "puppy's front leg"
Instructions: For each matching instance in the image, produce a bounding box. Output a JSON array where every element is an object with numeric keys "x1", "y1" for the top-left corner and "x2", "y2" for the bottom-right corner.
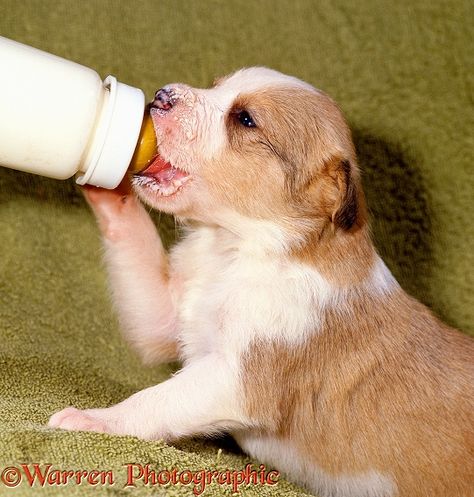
[
  {"x1": 83, "y1": 180, "x2": 179, "y2": 364},
  {"x1": 49, "y1": 357, "x2": 246, "y2": 440}
]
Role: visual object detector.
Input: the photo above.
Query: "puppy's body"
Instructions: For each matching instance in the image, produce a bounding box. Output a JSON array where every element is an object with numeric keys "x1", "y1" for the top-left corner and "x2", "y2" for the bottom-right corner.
[{"x1": 49, "y1": 68, "x2": 474, "y2": 497}]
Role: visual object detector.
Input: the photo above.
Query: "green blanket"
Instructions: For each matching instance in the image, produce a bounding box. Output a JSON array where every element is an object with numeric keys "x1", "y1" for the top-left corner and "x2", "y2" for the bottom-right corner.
[{"x1": 0, "y1": 1, "x2": 472, "y2": 495}]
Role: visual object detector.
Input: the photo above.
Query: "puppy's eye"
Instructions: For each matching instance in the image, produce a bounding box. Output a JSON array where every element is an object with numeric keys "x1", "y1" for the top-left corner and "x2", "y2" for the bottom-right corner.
[{"x1": 237, "y1": 110, "x2": 256, "y2": 128}]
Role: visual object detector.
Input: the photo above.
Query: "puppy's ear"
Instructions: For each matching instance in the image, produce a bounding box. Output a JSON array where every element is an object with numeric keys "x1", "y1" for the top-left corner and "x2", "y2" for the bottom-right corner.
[{"x1": 328, "y1": 158, "x2": 359, "y2": 231}]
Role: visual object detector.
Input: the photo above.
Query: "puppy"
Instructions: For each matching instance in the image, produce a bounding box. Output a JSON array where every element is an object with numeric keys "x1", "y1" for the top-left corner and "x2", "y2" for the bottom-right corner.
[{"x1": 49, "y1": 68, "x2": 474, "y2": 497}]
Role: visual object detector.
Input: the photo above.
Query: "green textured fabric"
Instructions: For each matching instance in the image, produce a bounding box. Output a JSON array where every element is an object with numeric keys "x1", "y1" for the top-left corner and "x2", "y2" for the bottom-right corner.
[{"x1": 0, "y1": 0, "x2": 473, "y2": 495}]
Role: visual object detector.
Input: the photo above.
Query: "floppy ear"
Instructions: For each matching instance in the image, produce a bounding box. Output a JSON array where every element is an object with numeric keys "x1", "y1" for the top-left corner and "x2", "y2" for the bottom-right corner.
[{"x1": 330, "y1": 159, "x2": 358, "y2": 230}]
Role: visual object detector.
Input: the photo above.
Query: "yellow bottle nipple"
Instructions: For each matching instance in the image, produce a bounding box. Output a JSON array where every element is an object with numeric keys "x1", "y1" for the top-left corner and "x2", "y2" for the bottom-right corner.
[{"x1": 129, "y1": 112, "x2": 157, "y2": 173}]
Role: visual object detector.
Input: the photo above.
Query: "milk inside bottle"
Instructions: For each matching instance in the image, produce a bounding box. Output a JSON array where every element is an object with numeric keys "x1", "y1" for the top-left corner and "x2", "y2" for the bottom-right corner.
[{"x1": 0, "y1": 36, "x2": 157, "y2": 189}]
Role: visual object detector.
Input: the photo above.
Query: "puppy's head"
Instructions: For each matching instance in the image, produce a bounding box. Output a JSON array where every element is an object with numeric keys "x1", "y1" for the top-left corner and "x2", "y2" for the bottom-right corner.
[{"x1": 133, "y1": 67, "x2": 364, "y2": 247}]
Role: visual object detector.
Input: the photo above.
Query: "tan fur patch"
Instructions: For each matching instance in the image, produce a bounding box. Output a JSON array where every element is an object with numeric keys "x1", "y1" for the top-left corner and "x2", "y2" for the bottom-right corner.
[
  {"x1": 201, "y1": 87, "x2": 361, "y2": 244},
  {"x1": 241, "y1": 288, "x2": 474, "y2": 496}
]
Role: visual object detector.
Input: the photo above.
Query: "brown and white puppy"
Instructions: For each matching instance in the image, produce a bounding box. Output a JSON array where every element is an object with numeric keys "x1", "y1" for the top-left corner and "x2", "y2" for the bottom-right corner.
[{"x1": 49, "y1": 67, "x2": 474, "y2": 497}]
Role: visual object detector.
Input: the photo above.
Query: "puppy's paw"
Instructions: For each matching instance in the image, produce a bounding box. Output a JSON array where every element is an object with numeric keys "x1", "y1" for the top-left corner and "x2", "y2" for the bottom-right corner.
[
  {"x1": 82, "y1": 176, "x2": 134, "y2": 215},
  {"x1": 81, "y1": 178, "x2": 142, "y2": 240},
  {"x1": 48, "y1": 407, "x2": 111, "y2": 434}
]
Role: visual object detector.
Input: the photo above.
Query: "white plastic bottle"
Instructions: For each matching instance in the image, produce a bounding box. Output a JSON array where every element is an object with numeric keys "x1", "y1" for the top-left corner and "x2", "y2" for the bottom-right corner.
[{"x1": 0, "y1": 36, "x2": 157, "y2": 189}]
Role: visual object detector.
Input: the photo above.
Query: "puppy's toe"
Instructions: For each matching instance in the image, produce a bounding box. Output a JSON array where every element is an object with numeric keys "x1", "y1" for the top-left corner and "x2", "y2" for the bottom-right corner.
[{"x1": 48, "y1": 407, "x2": 108, "y2": 434}]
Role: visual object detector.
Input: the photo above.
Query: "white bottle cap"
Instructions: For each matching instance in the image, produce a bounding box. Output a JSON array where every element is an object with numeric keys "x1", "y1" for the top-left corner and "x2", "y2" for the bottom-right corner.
[{"x1": 76, "y1": 75, "x2": 145, "y2": 189}]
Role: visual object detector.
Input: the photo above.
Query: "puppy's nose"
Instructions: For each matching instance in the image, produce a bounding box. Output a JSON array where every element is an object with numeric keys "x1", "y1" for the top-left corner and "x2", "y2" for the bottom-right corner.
[{"x1": 152, "y1": 88, "x2": 174, "y2": 111}]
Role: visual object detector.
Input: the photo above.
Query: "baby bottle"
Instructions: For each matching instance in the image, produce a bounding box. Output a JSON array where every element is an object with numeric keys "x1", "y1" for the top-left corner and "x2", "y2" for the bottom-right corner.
[{"x1": 0, "y1": 36, "x2": 157, "y2": 189}]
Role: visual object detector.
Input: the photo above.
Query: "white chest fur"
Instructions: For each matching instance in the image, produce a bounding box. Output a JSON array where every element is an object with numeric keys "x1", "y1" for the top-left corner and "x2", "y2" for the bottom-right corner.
[{"x1": 169, "y1": 226, "x2": 332, "y2": 363}]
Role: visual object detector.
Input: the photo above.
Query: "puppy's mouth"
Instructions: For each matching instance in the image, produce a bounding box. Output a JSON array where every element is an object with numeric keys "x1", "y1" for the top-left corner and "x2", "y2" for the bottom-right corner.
[{"x1": 133, "y1": 155, "x2": 191, "y2": 197}]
